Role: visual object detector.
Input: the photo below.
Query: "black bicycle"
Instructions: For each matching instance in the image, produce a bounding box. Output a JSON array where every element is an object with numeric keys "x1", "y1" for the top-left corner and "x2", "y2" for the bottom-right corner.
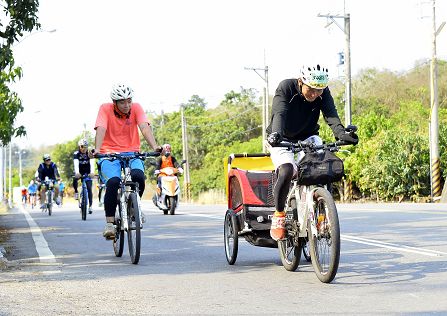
[
  {"x1": 76, "y1": 174, "x2": 92, "y2": 221},
  {"x1": 41, "y1": 177, "x2": 56, "y2": 216},
  {"x1": 95, "y1": 151, "x2": 160, "y2": 264}
]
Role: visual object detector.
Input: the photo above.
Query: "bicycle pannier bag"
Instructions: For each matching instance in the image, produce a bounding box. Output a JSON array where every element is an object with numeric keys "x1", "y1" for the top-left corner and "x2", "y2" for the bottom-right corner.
[{"x1": 297, "y1": 150, "x2": 344, "y2": 185}]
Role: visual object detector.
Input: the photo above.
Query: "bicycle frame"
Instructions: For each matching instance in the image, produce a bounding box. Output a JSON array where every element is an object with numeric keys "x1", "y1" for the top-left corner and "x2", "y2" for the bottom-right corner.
[
  {"x1": 118, "y1": 162, "x2": 141, "y2": 231},
  {"x1": 286, "y1": 182, "x2": 322, "y2": 238}
]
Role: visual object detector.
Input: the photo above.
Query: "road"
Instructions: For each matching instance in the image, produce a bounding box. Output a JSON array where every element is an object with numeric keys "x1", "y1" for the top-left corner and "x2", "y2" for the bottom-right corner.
[{"x1": 1, "y1": 201, "x2": 447, "y2": 315}]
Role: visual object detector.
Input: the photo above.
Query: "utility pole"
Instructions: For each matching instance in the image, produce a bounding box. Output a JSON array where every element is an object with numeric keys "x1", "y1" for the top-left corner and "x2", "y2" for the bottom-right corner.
[
  {"x1": 0, "y1": 146, "x2": 3, "y2": 202},
  {"x1": 3, "y1": 147, "x2": 6, "y2": 202},
  {"x1": 8, "y1": 144, "x2": 12, "y2": 207},
  {"x1": 245, "y1": 63, "x2": 269, "y2": 153},
  {"x1": 318, "y1": 13, "x2": 352, "y2": 126},
  {"x1": 180, "y1": 106, "x2": 191, "y2": 202},
  {"x1": 429, "y1": 0, "x2": 445, "y2": 201}
]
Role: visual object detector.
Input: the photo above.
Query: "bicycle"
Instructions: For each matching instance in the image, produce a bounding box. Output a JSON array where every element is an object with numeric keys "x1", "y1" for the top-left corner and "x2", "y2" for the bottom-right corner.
[
  {"x1": 95, "y1": 151, "x2": 160, "y2": 264},
  {"x1": 275, "y1": 137, "x2": 353, "y2": 283},
  {"x1": 76, "y1": 174, "x2": 92, "y2": 221},
  {"x1": 40, "y1": 177, "x2": 56, "y2": 216}
]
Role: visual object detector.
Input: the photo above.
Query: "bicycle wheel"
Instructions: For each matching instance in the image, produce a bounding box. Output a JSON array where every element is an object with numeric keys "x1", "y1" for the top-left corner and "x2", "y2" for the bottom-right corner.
[
  {"x1": 127, "y1": 192, "x2": 141, "y2": 264},
  {"x1": 307, "y1": 187, "x2": 340, "y2": 283},
  {"x1": 81, "y1": 189, "x2": 87, "y2": 221},
  {"x1": 47, "y1": 191, "x2": 53, "y2": 216},
  {"x1": 278, "y1": 197, "x2": 301, "y2": 271},
  {"x1": 113, "y1": 197, "x2": 125, "y2": 257},
  {"x1": 224, "y1": 209, "x2": 238, "y2": 265}
]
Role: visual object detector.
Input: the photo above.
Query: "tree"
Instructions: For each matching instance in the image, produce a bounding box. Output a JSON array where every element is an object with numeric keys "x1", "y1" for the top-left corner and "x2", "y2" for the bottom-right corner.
[{"x1": 0, "y1": 0, "x2": 40, "y2": 145}]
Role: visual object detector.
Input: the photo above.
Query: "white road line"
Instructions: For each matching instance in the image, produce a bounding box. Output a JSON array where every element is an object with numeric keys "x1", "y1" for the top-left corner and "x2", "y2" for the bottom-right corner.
[
  {"x1": 341, "y1": 234, "x2": 446, "y2": 257},
  {"x1": 187, "y1": 213, "x2": 222, "y2": 220},
  {"x1": 19, "y1": 207, "x2": 56, "y2": 263},
  {"x1": 148, "y1": 209, "x2": 446, "y2": 258}
]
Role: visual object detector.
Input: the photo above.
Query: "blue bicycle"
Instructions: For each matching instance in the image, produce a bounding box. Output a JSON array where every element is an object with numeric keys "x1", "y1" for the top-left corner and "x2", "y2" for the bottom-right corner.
[{"x1": 95, "y1": 151, "x2": 160, "y2": 264}]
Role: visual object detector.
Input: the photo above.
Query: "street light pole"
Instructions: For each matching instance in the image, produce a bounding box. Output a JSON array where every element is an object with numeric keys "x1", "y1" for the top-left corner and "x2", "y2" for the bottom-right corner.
[
  {"x1": 14, "y1": 28, "x2": 57, "y2": 47},
  {"x1": 8, "y1": 145, "x2": 12, "y2": 207},
  {"x1": 317, "y1": 13, "x2": 352, "y2": 126},
  {"x1": 15, "y1": 149, "x2": 25, "y2": 187}
]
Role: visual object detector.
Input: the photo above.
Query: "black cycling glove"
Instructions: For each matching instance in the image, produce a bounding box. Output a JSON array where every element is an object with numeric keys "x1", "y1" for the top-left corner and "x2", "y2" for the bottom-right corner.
[
  {"x1": 267, "y1": 132, "x2": 282, "y2": 146},
  {"x1": 338, "y1": 132, "x2": 359, "y2": 145}
]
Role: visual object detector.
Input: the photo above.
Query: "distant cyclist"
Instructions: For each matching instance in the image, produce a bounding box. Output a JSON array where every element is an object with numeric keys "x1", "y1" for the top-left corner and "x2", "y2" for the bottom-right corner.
[
  {"x1": 28, "y1": 180, "x2": 37, "y2": 207},
  {"x1": 266, "y1": 63, "x2": 358, "y2": 241},
  {"x1": 92, "y1": 83, "x2": 161, "y2": 238},
  {"x1": 73, "y1": 139, "x2": 95, "y2": 214},
  {"x1": 59, "y1": 180, "x2": 65, "y2": 206},
  {"x1": 36, "y1": 154, "x2": 61, "y2": 208},
  {"x1": 21, "y1": 186, "x2": 27, "y2": 206}
]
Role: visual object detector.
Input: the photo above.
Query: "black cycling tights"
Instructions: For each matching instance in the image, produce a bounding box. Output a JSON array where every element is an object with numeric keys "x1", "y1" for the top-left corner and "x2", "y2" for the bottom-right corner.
[
  {"x1": 273, "y1": 163, "x2": 294, "y2": 212},
  {"x1": 104, "y1": 169, "x2": 146, "y2": 217}
]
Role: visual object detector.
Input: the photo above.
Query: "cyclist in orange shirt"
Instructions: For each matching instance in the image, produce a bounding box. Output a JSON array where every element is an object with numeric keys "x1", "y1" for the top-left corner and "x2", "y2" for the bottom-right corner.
[{"x1": 92, "y1": 83, "x2": 161, "y2": 238}]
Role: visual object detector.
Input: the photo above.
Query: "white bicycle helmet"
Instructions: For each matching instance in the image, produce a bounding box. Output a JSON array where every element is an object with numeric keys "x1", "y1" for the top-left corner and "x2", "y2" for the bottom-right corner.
[
  {"x1": 162, "y1": 144, "x2": 172, "y2": 154},
  {"x1": 78, "y1": 139, "x2": 88, "y2": 147},
  {"x1": 300, "y1": 64, "x2": 329, "y2": 89},
  {"x1": 110, "y1": 83, "x2": 134, "y2": 101},
  {"x1": 43, "y1": 153, "x2": 51, "y2": 161}
]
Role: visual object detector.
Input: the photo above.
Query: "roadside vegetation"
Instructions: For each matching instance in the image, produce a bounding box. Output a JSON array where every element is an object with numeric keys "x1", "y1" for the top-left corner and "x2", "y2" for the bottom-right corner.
[{"x1": 1, "y1": 1, "x2": 446, "y2": 202}]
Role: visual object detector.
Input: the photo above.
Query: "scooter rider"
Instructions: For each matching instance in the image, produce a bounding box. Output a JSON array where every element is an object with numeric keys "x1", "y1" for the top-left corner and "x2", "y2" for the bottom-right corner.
[{"x1": 154, "y1": 144, "x2": 183, "y2": 197}]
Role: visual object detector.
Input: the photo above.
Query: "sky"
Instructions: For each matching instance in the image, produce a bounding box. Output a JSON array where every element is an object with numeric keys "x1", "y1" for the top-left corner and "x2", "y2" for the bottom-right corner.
[{"x1": 11, "y1": 0, "x2": 447, "y2": 148}]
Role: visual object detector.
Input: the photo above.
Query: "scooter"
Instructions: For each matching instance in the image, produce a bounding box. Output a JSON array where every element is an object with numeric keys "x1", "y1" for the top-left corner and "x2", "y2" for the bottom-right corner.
[{"x1": 152, "y1": 161, "x2": 185, "y2": 215}]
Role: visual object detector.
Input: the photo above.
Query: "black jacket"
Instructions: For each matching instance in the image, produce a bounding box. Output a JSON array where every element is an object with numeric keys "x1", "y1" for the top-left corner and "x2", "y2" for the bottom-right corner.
[
  {"x1": 266, "y1": 79, "x2": 345, "y2": 141},
  {"x1": 37, "y1": 162, "x2": 60, "y2": 181}
]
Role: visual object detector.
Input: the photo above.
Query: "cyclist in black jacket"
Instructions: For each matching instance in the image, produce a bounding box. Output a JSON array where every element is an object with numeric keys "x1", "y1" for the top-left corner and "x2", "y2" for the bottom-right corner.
[
  {"x1": 266, "y1": 64, "x2": 358, "y2": 241},
  {"x1": 37, "y1": 154, "x2": 61, "y2": 208},
  {"x1": 73, "y1": 139, "x2": 95, "y2": 214}
]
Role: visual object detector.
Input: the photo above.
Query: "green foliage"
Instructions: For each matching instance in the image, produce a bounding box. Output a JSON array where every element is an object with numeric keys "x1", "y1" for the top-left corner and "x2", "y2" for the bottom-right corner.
[
  {"x1": 151, "y1": 88, "x2": 262, "y2": 195},
  {"x1": 0, "y1": 66, "x2": 25, "y2": 145},
  {"x1": 0, "y1": 0, "x2": 40, "y2": 145},
  {"x1": 22, "y1": 61, "x2": 447, "y2": 202}
]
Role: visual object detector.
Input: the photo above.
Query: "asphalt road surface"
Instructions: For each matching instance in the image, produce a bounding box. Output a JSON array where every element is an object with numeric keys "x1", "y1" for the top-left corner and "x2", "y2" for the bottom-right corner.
[{"x1": 1, "y1": 200, "x2": 447, "y2": 315}]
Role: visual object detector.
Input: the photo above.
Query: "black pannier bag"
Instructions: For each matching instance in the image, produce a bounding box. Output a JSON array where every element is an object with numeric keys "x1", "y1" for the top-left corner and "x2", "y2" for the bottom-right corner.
[{"x1": 297, "y1": 150, "x2": 344, "y2": 185}]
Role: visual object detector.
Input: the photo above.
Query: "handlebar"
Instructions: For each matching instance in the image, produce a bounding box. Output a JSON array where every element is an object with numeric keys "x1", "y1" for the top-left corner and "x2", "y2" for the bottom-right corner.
[
  {"x1": 275, "y1": 140, "x2": 351, "y2": 153},
  {"x1": 94, "y1": 151, "x2": 161, "y2": 160}
]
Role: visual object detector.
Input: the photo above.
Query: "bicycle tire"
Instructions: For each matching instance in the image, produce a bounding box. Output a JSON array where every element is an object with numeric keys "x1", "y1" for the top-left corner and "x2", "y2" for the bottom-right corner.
[
  {"x1": 224, "y1": 209, "x2": 238, "y2": 265},
  {"x1": 127, "y1": 192, "x2": 141, "y2": 264},
  {"x1": 307, "y1": 187, "x2": 340, "y2": 283},
  {"x1": 47, "y1": 191, "x2": 53, "y2": 216},
  {"x1": 81, "y1": 189, "x2": 87, "y2": 221},
  {"x1": 278, "y1": 197, "x2": 302, "y2": 271},
  {"x1": 113, "y1": 196, "x2": 125, "y2": 257}
]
